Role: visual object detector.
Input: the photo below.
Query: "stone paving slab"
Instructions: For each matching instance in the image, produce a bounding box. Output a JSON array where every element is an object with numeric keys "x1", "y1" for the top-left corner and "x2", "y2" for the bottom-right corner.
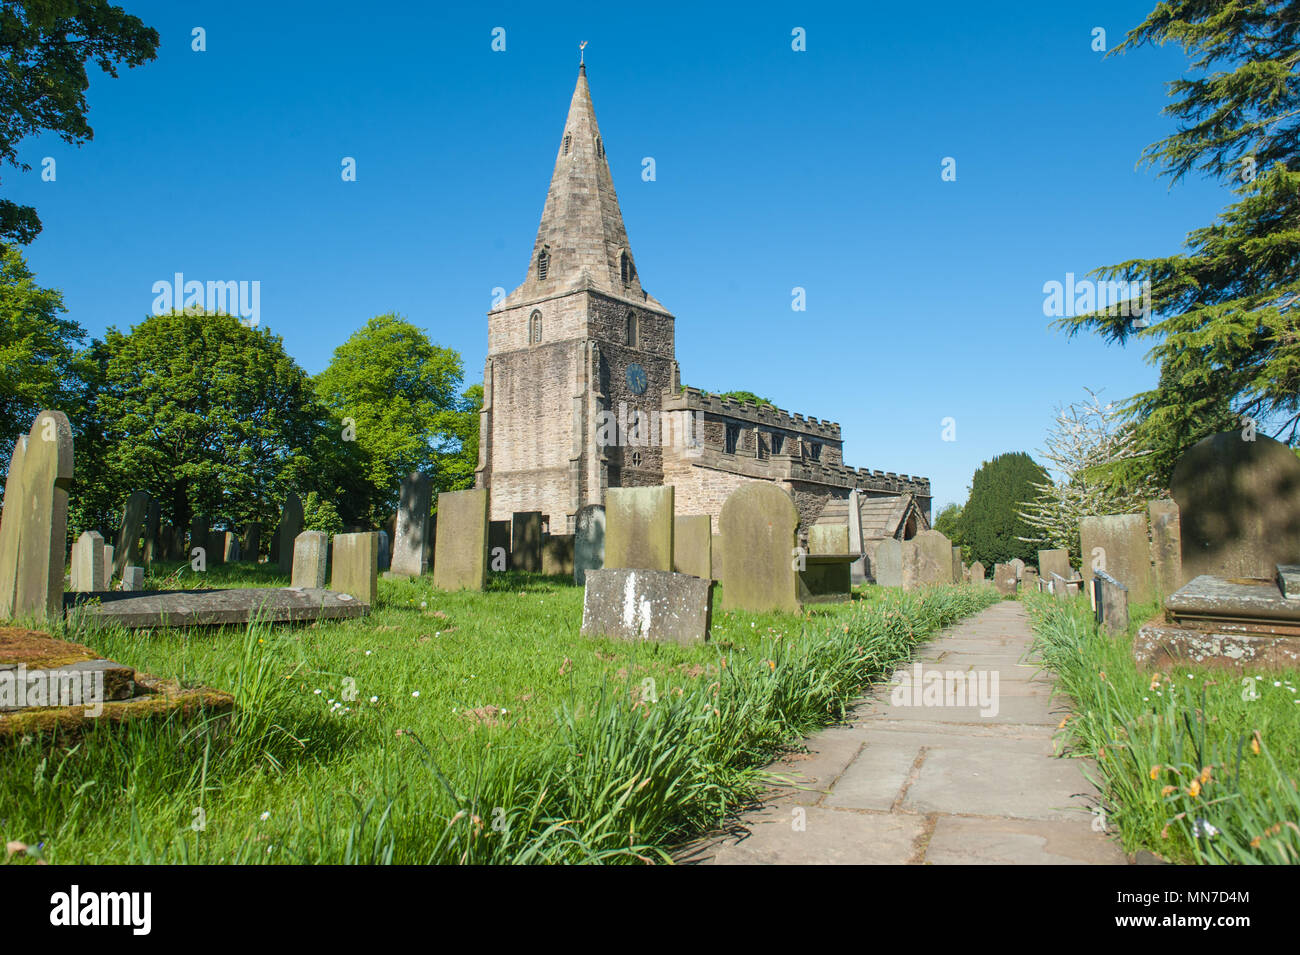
[{"x1": 687, "y1": 600, "x2": 1125, "y2": 865}]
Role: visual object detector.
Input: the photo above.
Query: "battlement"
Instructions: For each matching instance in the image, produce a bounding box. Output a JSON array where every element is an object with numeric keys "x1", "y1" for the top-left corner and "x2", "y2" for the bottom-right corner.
[
  {"x1": 787, "y1": 459, "x2": 932, "y2": 496},
  {"x1": 665, "y1": 387, "x2": 842, "y2": 439}
]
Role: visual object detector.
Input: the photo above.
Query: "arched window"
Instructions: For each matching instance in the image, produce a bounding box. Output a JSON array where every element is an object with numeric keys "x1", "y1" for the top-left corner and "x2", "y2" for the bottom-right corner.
[
  {"x1": 537, "y1": 245, "x2": 549, "y2": 281},
  {"x1": 563, "y1": 133, "x2": 571, "y2": 155},
  {"x1": 619, "y1": 250, "x2": 632, "y2": 284},
  {"x1": 530, "y1": 310, "x2": 542, "y2": 344},
  {"x1": 625, "y1": 311, "x2": 638, "y2": 347}
]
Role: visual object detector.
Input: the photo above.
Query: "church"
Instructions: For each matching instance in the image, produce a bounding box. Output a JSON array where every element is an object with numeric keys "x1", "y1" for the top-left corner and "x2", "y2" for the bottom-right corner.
[{"x1": 474, "y1": 63, "x2": 931, "y2": 552}]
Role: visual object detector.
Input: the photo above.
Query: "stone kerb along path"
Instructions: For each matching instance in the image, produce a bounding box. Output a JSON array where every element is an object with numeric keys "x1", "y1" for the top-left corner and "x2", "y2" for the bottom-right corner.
[{"x1": 685, "y1": 601, "x2": 1126, "y2": 865}]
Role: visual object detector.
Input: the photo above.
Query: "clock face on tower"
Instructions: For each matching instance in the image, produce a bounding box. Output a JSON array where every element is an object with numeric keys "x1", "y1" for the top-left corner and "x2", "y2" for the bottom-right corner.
[{"x1": 626, "y1": 363, "x2": 648, "y2": 396}]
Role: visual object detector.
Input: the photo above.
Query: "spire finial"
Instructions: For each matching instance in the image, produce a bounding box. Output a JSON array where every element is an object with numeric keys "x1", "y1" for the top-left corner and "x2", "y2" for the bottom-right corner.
[{"x1": 579, "y1": 40, "x2": 587, "y2": 72}]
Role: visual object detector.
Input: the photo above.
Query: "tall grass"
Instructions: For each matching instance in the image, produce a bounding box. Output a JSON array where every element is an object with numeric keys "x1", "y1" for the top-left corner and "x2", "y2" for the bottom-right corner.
[{"x1": 1027, "y1": 594, "x2": 1300, "y2": 864}]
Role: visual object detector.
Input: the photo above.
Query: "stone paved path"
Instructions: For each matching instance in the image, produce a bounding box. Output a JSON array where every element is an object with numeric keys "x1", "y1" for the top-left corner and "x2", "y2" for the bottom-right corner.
[{"x1": 685, "y1": 600, "x2": 1128, "y2": 864}]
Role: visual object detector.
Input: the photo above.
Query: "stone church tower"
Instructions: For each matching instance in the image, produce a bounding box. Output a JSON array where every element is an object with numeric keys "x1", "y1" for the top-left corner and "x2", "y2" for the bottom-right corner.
[{"x1": 476, "y1": 64, "x2": 677, "y2": 530}]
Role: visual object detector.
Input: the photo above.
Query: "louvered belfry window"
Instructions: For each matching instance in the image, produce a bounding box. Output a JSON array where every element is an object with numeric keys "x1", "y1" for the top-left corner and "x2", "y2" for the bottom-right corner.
[
  {"x1": 538, "y1": 246, "x2": 550, "y2": 280},
  {"x1": 563, "y1": 133, "x2": 571, "y2": 155}
]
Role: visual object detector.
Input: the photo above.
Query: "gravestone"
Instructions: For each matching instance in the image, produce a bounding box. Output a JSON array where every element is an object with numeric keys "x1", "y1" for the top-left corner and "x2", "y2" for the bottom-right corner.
[
  {"x1": 1022, "y1": 568, "x2": 1039, "y2": 593},
  {"x1": 1092, "y1": 570, "x2": 1129, "y2": 635},
  {"x1": 874, "y1": 538, "x2": 903, "y2": 587},
  {"x1": 719, "y1": 482, "x2": 799, "y2": 613},
  {"x1": 902, "y1": 530, "x2": 954, "y2": 589},
  {"x1": 1038, "y1": 548, "x2": 1071, "y2": 583},
  {"x1": 330, "y1": 531, "x2": 378, "y2": 606},
  {"x1": 1171, "y1": 432, "x2": 1300, "y2": 581},
  {"x1": 1080, "y1": 513, "x2": 1154, "y2": 605},
  {"x1": 142, "y1": 499, "x2": 162, "y2": 565},
  {"x1": 510, "y1": 510, "x2": 543, "y2": 572},
  {"x1": 968, "y1": 560, "x2": 986, "y2": 583},
  {"x1": 574, "y1": 505, "x2": 605, "y2": 586},
  {"x1": 103, "y1": 545, "x2": 114, "y2": 579},
  {"x1": 1009, "y1": 558, "x2": 1025, "y2": 580},
  {"x1": 113, "y1": 490, "x2": 150, "y2": 577},
  {"x1": 275, "y1": 492, "x2": 304, "y2": 575},
  {"x1": 542, "y1": 534, "x2": 575, "y2": 575},
  {"x1": 0, "y1": 411, "x2": 73, "y2": 620},
  {"x1": 488, "y1": 520, "x2": 511, "y2": 571},
  {"x1": 673, "y1": 514, "x2": 712, "y2": 579},
  {"x1": 580, "y1": 568, "x2": 713, "y2": 644},
  {"x1": 390, "y1": 472, "x2": 432, "y2": 577},
  {"x1": 847, "y1": 488, "x2": 866, "y2": 583},
  {"x1": 242, "y1": 522, "x2": 262, "y2": 563},
  {"x1": 70, "y1": 531, "x2": 107, "y2": 593},
  {"x1": 190, "y1": 515, "x2": 208, "y2": 558},
  {"x1": 120, "y1": 566, "x2": 144, "y2": 592},
  {"x1": 205, "y1": 529, "x2": 225, "y2": 566},
  {"x1": 432, "y1": 489, "x2": 488, "y2": 591},
  {"x1": 160, "y1": 523, "x2": 179, "y2": 561},
  {"x1": 809, "y1": 524, "x2": 849, "y2": 555},
  {"x1": 66, "y1": 587, "x2": 365, "y2": 628},
  {"x1": 605, "y1": 486, "x2": 674, "y2": 572},
  {"x1": 1148, "y1": 499, "x2": 1183, "y2": 596},
  {"x1": 291, "y1": 531, "x2": 329, "y2": 589},
  {"x1": 992, "y1": 563, "x2": 1017, "y2": 595},
  {"x1": 376, "y1": 530, "x2": 391, "y2": 571},
  {"x1": 222, "y1": 531, "x2": 240, "y2": 563},
  {"x1": 952, "y1": 546, "x2": 962, "y2": 585}
]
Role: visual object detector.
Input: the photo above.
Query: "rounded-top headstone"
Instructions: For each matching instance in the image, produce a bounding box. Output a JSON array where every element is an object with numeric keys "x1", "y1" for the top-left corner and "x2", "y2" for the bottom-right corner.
[
  {"x1": 1171, "y1": 432, "x2": 1300, "y2": 580},
  {"x1": 719, "y1": 482, "x2": 799, "y2": 613}
]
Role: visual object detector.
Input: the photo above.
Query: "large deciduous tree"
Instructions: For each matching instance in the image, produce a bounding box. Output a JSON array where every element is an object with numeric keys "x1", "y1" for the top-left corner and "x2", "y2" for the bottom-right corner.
[
  {"x1": 1059, "y1": 1, "x2": 1300, "y2": 485},
  {"x1": 0, "y1": 0, "x2": 159, "y2": 243}
]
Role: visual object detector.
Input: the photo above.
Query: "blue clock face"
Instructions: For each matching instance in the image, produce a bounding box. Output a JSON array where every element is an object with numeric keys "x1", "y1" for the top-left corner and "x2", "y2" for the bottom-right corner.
[{"x1": 626, "y1": 363, "x2": 648, "y2": 395}]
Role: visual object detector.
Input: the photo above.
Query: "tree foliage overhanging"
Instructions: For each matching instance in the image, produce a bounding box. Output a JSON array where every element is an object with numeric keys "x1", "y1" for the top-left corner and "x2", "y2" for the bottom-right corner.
[{"x1": 1059, "y1": 1, "x2": 1300, "y2": 485}]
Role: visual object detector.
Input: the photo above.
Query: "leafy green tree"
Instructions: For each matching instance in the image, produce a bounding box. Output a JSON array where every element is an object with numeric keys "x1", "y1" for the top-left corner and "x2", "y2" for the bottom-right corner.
[
  {"x1": 714, "y1": 390, "x2": 774, "y2": 408},
  {"x1": 0, "y1": 243, "x2": 87, "y2": 473},
  {"x1": 1059, "y1": 1, "x2": 1300, "y2": 485},
  {"x1": 958, "y1": 452, "x2": 1047, "y2": 567},
  {"x1": 302, "y1": 490, "x2": 344, "y2": 536},
  {"x1": 314, "y1": 314, "x2": 473, "y2": 522},
  {"x1": 933, "y1": 502, "x2": 964, "y2": 547},
  {"x1": 90, "y1": 310, "x2": 342, "y2": 536},
  {"x1": 0, "y1": 1, "x2": 160, "y2": 243}
]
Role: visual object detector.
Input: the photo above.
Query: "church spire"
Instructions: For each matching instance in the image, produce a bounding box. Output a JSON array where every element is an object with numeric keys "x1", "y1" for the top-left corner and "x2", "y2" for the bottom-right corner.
[{"x1": 517, "y1": 63, "x2": 655, "y2": 305}]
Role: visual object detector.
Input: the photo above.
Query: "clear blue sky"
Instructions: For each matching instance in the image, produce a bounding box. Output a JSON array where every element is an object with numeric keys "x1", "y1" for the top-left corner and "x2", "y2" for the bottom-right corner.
[{"x1": 8, "y1": 0, "x2": 1230, "y2": 511}]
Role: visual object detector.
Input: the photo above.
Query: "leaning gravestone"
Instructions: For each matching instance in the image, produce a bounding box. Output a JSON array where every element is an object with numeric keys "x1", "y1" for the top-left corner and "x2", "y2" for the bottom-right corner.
[
  {"x1": 1171, "y1": 431, "x2": 1300, "y2": 580},
  {"x1": 719, "y1": 482, "x2": 799, "y2": 613},
  {"x1": 580, "y1": 568, "x2": 713, "y2": 644},
  {"x1": 432, "y1": 489, "x2": 488, "y2": 591},
  {"x1": 1038, "y1": 548, "x2": 1071, "y2": 583},
  {"x1": 113, "y1": 490, "x2": 150, "y2": 577},
  {"x1": 809, "y1": 524, "x2": 849, "y2": 555},
  {"x1": 70, "y1": 531, "x2": 107, "y2": 592},
  {"x1": 874, "y1": 538, "x2": 903, "y2": 587},
  {"x1": 391, "y1": 472, "x2": 431, "y2": 577},
  {"x1": 1092, "y1": 570, "x2": 1129, "y2": 635},
  {"x1": 673, "y1": 514, "x2": 712, "y2": 579},
  {"x1": 605, "y1": 486, "x2": 674, "y2": 572},
  {"x1": 1148, "y1": 498, "x2": 1183, "y2": 597},
  {"x1": 902, "y1": 530, "x2": 954, "y2": 589},
  {"x1": 510, "y1": 510, "x2": 543, "y2": 572},
  {"x1": 0, "y1": 411, "x2": 73, "y2": 620},
  {"x1": 1080, "y1": 513, "x2": 1154, "y2": 606},
  {"x1": 330, "y1": 531, "x2": 378, "y2": 606},
  {"x1": 574, "y1": 505, "x2": 605, "y2": 586},
  {"x1": 291, "y1": 531, "x2": 329, "y2": 589},
  {"x1": 275, "y1": 493, "x2": 304, "y2": 575}
]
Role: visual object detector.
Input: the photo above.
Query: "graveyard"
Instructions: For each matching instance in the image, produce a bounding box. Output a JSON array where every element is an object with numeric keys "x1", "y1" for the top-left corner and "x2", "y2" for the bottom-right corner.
[{"x1": 1, "y1": 1, "x2": 1298, "y2": 888}]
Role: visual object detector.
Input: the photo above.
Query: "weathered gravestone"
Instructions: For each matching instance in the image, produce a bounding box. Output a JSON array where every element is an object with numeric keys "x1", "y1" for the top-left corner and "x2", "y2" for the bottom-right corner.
[
  {"x1": 542, "y1": 533, "x2": 574, "y2": 575},
  {"x1": 142, "y1": 500, "x2": 162, "y2": 565},
  {"x1": 809, "y1": 524, "x2": 849, "y2": 555},
  {"x1": 1038, "y1": 548, "x2": 1071, "y2": 584},
  {"x1": 1009, "y1": 558, "x2": 1025, "y2": 581},
  {"x1": 291, "y1": 531, "x2": 329, "y2": 589},
  {"x1": 391, "y1": 472, "x2": 432, "y2": 577},
  {"x1": 873, "y1": 538, "x2": 903, "y2": 587},
  {"x1": 1171, "y1": 432, "x2": 1300, "y2": 580},
  {"x1": 330, "y1": 531, "x2": 378, "y2": 606},
  {"x1": 102, "y1": 545, "x2": 114, "y2": 579},
  {"x1": 902, "y1": 530, "x2": 955, "y2": 589},
  {"x1": 952, "y1": 546, "x2": 963, "y2": 586},
  {"x1": 573, "y1": 505, "x2": 605, "y2": 586},
  {"x1": 1147, "y1": 498, "x2": 1183, "y2": 596},
  {"x1": 113, "y1": 490, "x2": 150, "y2": 577},
  {"x1": 70, "y1": 531, "x2": 107, "y2": 593},
  {"x1": 0, "y1": 411, "x2": 73, "y2": 620},
  {"x1": 190, "y1": 515, "x2": 208, "y2": 560},
  {"x1": 120, "y1": 566, "x2": 144, "y2": 592},
  {"x1": 376, "y1": 530, "x2": 391, "y2": 571},
  {"x1": 222, "y1": 531, "x2": 240, "y2": 563},
  {"x1": 711, "y1": 534, "x2": 723, "y2": 581},
  {"x1": 1080, "y1": 513, "x2": 1154, "y2": 606},
  {"x1": 674, "y1": 514, "x2": 712, "y2": 579},
  {"x1": 968, "y1": 560, "x2": 986, "y2": 583},
  {"x1": 242, "y1": 522, "x2": 262, "y2": 563},
  {"x1": 510, "y1": 510, "x2": 543, "y2": 572},
  {"x1": 1022, "y1": 568, "x2": 1039, "y2": 593},
  {"x1": 992, "y1": 563, "x2": 1017, "y2": 595},
  {"x1": 488, "y1": 520, "x2": 510, "y2": 572},
  {"x1": 274, "y1": 493, "x2": 304, "y2": 575},
  {"x1": 1092, "y1": 570, "x2": 1129, "y2": 635},
  {"x1": 580, "y1": 568, "x2": 713, "y2": 644},
  {"x1": 847, "y1": 488, "x2": 866, "y2": 583},
  {"x1": 432, "y1": 489, "x2": 488, "y2": 591},
  {"x1": 605, "y1": 487, "x2": 674, "y2": 572},
  {"x1": 719, "y1": 482, "x2": 799, "y2": 613}
]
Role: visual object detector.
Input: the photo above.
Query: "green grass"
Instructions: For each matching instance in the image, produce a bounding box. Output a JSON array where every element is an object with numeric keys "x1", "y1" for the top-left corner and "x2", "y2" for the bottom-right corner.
[
  {"x1": 3, "y1": 565, "x2": 997, "y2": 864},
  {"x1": 1025, "y1": 592, "x2": 1300, "y2": 864}
]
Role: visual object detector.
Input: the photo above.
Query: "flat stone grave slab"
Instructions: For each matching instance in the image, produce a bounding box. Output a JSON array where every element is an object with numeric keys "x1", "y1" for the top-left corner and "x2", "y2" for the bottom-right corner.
[
  {"x1": 0, "y1": 626, "x2": 233, "y2": 735},
  {"x1": 1165, "y1": 574, "x2": 1300, "y2": 629},
  {"x1": 63, "y1": 586, "x2": 368, "y2": 629}
]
